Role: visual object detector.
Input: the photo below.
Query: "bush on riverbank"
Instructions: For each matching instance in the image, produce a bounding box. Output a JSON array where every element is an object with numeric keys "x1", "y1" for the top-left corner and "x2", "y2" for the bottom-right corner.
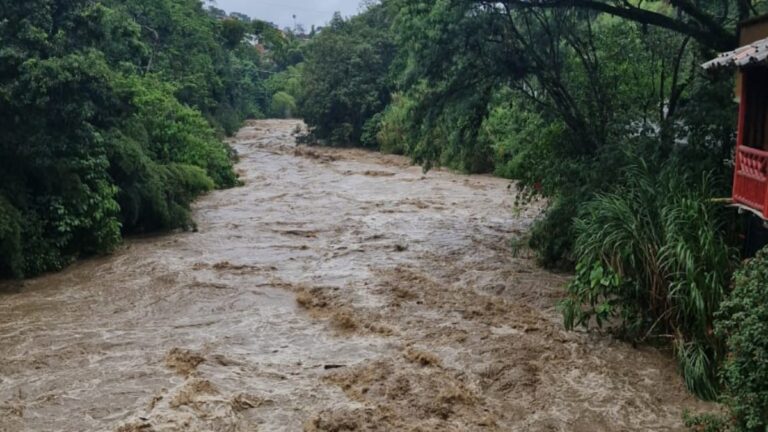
[{"x1": 561, "y1": 164, "x2": 735, "y2": 400}]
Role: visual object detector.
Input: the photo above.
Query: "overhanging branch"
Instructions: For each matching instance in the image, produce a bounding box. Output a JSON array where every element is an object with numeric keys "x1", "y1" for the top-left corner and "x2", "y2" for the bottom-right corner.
[{"x1": 486, "y1": 0, "x2": 737, "y2": 51}]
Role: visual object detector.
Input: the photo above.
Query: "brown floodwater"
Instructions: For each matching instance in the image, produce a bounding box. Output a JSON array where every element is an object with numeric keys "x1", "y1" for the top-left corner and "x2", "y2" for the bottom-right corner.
[{"x1": 0, "y1": 120, "x2": 715, "y2": 431}]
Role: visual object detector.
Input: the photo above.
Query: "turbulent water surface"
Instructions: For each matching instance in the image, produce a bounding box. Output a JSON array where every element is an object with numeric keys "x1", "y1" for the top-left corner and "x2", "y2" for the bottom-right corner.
[{"x1": 0, "y1": 120, "x2": 714, "y2": 431}]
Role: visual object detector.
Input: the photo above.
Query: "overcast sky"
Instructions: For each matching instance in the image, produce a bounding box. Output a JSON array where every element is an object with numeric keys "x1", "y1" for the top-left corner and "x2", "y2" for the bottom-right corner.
[{"x1": 207, "y1": 0, "x2": 363, "y2": 29}]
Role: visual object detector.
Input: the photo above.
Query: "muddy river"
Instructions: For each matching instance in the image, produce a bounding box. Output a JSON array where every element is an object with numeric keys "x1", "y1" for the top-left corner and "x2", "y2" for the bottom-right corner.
[{"x1": 0, "y1": 120, "x2": 714, "y2": 431}]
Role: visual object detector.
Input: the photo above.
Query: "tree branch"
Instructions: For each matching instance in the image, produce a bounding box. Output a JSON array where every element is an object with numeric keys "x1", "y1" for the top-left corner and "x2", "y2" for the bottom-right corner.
[{"x1": 488, "y1": 0, "x2": 737, "y2": 51}]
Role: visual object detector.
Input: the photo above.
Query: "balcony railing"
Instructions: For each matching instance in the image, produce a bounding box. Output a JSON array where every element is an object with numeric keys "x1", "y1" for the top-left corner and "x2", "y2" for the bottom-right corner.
[{"x1": 734, "y1": 145, "x2": 768, "y2": 218}]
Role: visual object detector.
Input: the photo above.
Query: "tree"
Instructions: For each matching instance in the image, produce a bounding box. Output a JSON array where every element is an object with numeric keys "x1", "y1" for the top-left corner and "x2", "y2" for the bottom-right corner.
[{"x1": 299, "y1": 6, "x2": 396, "y2": 145}]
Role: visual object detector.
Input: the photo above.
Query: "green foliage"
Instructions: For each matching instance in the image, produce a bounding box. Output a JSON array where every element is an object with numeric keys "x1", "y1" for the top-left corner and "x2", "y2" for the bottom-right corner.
[
  {"x1": 259, "y1": 24, "x2": 304, "y2": 71},
  {"x1": 480, "y1": 95, "x2": 565, "y2": 182},
  {"x1": 716, "y1": 249, "x2": 768, "y2": 430},
  {"x1": 214, "y1": 45, "x2": 269, "y2": 134},
  {"x1": 683, "y1": 410, "x2": 734, "y2": 432},
  {"x1": 424, "y1": 89, "x2": 495, "y2": 173},
  {"x1": 360, "y1": 112, "x2": 384, "y2": 149},
  {"x1": 377, "y1": 93, "x2": 415, "y2": 154},
  {"x1": 299, "y1": 7, "x2": 396, "y2": 146},
  {"x1": 264, "y1": 64, "x2": 303, "y2": 119},
  {"x1": 107, "y1": 130, "x2": 214, "y2": 232},
  {"x1": 221, "y1": 18, "x2": 249, "y2": 50},
  {"x1": 529, "y1": 196, "x2": 578, "y2": 268},
  {"x1": 270, "y1": 91, "x2": 297, "y2": 118},
  {"x1": 266, "y1": 65, "x2": 303, "y2": 97},
  {"x1": 0, "y1": 10, "x2": 124, "y2": 275},
  {"x1": 0, "y1": 196, "x2": 24, "y2": 278},
  {"x1": 110, "y1": 0, "x2": 270, "y2": 134},
  {"x1": 117, "y1": 75, "x2": 237, "y2": 188},
  {"x1": 561, "y1": 163, "x2": 735, "y2": 400},
  {"x1": 0, "y1": 0, "x2": 271, "y2": 278}
]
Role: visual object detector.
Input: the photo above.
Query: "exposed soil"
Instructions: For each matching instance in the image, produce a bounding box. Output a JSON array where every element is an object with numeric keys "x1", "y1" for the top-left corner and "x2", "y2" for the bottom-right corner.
[{"x1": 0, "y1": 119, "x2": 716, "y2": 431}]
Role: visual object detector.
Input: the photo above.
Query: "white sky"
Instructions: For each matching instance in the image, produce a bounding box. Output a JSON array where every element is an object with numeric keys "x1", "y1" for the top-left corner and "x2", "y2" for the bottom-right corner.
[{"x1": 207, "y1": 0, "x2": 363, "y2": 29}]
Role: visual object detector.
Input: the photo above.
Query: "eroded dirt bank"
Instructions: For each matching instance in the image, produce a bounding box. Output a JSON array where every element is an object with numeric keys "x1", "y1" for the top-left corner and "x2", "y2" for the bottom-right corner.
[{"x1": 0, "y1": 120, "x2": 714, "y2": 431}]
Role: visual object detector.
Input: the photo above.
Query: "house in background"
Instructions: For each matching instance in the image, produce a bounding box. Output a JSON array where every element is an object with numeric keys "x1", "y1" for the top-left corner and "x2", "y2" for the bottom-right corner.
[{"x1": 704, "y1": 16, "x2": 768, "y2": 220}]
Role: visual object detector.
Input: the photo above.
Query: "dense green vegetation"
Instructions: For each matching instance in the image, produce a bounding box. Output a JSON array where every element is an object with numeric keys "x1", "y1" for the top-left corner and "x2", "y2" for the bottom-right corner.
[
  {"x1": 0, "y1": 0, "x2": 290, "y2": 278},
  {"x1": 300, "y1": 8, "x2": 396, "y2": 146},
  {"x1": 293, "y1": 0, "x2": 768, "y2": 426},
  {"x1": 562, "y1": 165, "x2": 735, "y2": 400}
]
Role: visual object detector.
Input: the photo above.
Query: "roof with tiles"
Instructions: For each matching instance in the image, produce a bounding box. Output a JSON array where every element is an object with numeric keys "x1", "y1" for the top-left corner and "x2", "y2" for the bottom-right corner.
[{"x1": 703, "y1": 36, "x2": 768, "y2": 70}]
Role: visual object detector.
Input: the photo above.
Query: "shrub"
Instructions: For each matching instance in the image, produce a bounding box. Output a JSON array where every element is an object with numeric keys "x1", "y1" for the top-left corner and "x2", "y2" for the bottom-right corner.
[
  {"x1": 480, "y1": 99, "x2": 564, "y2": 183},
  {"x1": 561, "y1": 162, "x2": 735, "y2": 400},
  {"x1": 716, "y1": 248, "x2": 768, "y2": 430},
  {"x1": 377, "y1": 94, "x2": 414, "y2": 155},
  {"x1": 211, "y1": 104, "x2": 244, "y2": 137},
  {"x1": 269, "y1": 91, "x2": 297, "y2": 118},
  {"x1": 529, "y1": 196, "x2": 577, "y2": 268},
  {"x1": 117, "y1": 76, "x2": 237, "y2": 188},
  {"x1": 360, "y1": 112, "x2": 383, "y2": 148},
  {"x1": 330, "y1": 123, "x2": 354, "y2": 146},
  {"x1": 0, "y1": 196, "x2": 23, "y2": 278},
  {"x1": 108, "y1": 131, "x2": 214, "y2": 232},
  {"x1": 683, "y1": 410, "x2": 733, "y2": 432},
  {"x1": 262, "y1": 60, "x2": 301, "y2": 121}
]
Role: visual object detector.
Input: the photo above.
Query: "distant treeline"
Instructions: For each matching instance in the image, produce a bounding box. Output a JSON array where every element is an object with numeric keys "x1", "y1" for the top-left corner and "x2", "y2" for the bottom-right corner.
[{"x1": 0, "y1": 0, "x2": 303, "y2": 278}]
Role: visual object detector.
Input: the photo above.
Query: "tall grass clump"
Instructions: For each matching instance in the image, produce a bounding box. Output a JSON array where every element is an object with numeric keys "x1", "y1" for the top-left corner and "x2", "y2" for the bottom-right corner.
[{"x1": 561, "y1": 161, "x2": 736, "y2": 400}]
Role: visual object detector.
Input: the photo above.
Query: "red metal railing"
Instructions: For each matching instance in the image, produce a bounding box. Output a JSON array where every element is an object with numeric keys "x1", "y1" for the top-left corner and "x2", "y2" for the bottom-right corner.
[{"x1": 733, "y1": 145, "x2": 768, "y2": 217}]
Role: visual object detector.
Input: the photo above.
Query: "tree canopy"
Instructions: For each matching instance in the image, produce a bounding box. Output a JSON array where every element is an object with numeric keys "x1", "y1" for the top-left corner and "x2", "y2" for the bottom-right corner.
[
  {"x1": 299, "y1": 7, "x2": 397, "y2": 146},
  {"x1": 0, "y1": 0, "x2": 278, "y2": 277}
]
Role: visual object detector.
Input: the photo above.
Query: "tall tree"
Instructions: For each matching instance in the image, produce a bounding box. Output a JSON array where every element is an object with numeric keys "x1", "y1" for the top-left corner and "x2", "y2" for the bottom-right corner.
[{"x1": 300, "y1": 6, "x2": 397, "y2": 145}]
